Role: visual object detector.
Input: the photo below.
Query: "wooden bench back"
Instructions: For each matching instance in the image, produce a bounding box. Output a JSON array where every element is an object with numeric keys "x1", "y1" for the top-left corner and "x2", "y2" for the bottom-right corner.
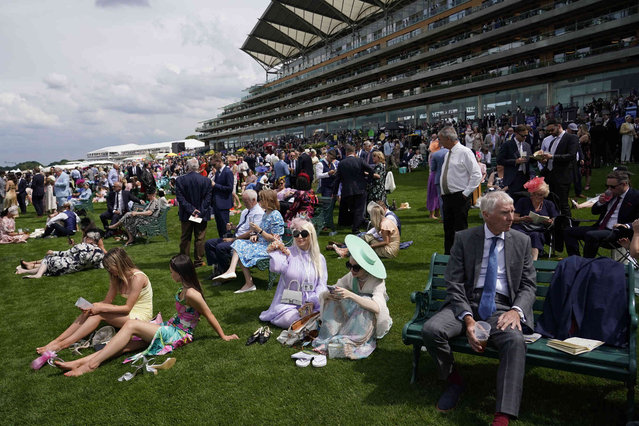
[{"x1": 425, "y1": 253, "x2": 634, "y2": 324}]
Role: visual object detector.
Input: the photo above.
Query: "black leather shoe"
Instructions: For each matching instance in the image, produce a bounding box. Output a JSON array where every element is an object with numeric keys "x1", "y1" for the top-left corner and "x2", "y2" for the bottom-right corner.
[
  {"x1": 246, "y1": 327, "x2": 263, "y2": 346},
  {"x1": 258, "y1": 326, "x2": 271, "y2": 344}
]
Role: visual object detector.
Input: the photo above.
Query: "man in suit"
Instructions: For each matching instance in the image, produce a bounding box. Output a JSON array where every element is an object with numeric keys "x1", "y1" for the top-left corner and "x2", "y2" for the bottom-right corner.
[
  {"x1": 439, "y1": 126, "x2": 482, "y2": 254},
  {"x1": 31, "y1": 167, "x2": 45, "y2": 216},
  {"x1": 287, "y1": 151, "x2": 298, "y2": 188},
  {"x1": 359, "y1": 141, "x2": 376, "y2": 166},
  {"x1": 422, "y1": 191, "x2": 536, "y2": 425},
  {"x1": 332, "y1": 144, "x2": 373, "y2": 234},
  {"x1": 100, "y1": 181, "x2": 140, "y2": 238},
  {"x1": 16, "y1": 172, "x2": 28, "y2": 214},
  {"x1": 204, "y1": 189, "x2": 264, "y2": 282},
  {"x1": 564, "y1": 170, "x2": 639, "y2": 258},
  {"x1": 210, "y1": 154, "x2": 234, "y2": 239},
  {"x1": 538, "y1": 119, "x2": 578, "y2": 216},
  {"x1": 430, "y1": 142, "x2": 448, "y2": 221},
  {"x1": 296, "y1": 149, "x2": 314, "y2": 182},
  {"x1": 53, "y1": 167, "x2": 72, "y2": 209},
  {"x1": 127, "y1": 161, "x2": 143, "y2": 183},
  {"x1": 497, "y1": 124, "x2": 533, "y2": 198},
  {"x1": 176, "y1": 158, "x2": 212, "y2": 267},
  {"x1": 273, "y1": 152, "x2": 290, "y2": 187},
  {"x1": 484, "y1": 127, "x2": 502, "y2": 155}
]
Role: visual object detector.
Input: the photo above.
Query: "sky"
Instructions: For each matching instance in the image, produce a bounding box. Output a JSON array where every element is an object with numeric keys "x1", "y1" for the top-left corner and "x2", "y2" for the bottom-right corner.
[{"x1": 0, "y1": 0, "x2": 267, "y2": 166}]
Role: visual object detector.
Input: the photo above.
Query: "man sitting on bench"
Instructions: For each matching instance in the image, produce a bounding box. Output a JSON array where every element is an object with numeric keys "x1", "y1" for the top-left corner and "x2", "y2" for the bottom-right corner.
[
  {"x1": 422, "y1": 191, "x2": 536, "y2": 426},
  {"x1": 564, "y1": 169, "x2": 639, "y2": 258}
]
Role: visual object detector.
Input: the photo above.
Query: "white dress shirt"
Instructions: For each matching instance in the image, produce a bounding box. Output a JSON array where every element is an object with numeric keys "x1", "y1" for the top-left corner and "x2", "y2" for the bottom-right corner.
[
  {"x1": 439, "y1": 142, "x2": 482, "y2": 197},
  {"x1": 597, "y1": 188, "x2": 629, "y2": 230},
  {"x1": 236, "y1": 204, "x2": 265, "y2": 236}
]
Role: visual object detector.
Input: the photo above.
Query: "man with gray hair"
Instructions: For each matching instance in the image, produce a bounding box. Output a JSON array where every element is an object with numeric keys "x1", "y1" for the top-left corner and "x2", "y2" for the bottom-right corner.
[
  {"x1": 175, "y1": 158, "x2": 212, "y2": 267},
  {"x1": 422, "y1": 190, "x2": 536, "y2": 425},
  {"x1": 204, "y1": 189, "x2": 264, "y2": 282},
  {"x1": 438, "y1": 126, "x2": 482, "y2": 254},
  {"x1": 53, "y1": 167, "x2": 72, "y2": 208}
]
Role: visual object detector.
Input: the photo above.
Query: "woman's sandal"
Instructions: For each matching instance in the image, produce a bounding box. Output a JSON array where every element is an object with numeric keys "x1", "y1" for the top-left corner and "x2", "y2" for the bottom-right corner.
[
  {"x1": 70, "y1": 339, "x2": 91, "y2": 356},
  {"x1": 147, "y1": 357, "x2": 176, "y2": 374}
]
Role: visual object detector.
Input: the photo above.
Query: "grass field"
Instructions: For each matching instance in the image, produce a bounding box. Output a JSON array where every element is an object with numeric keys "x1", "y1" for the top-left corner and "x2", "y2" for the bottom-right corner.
[{"x1": 1, "y1": 166, "x2": 637, "y2": 425}]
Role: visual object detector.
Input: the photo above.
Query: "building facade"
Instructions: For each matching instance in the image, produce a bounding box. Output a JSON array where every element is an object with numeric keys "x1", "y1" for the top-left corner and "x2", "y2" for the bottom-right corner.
[{"x1": 196, "y1": 0, "x2": 639, "y2": 147}]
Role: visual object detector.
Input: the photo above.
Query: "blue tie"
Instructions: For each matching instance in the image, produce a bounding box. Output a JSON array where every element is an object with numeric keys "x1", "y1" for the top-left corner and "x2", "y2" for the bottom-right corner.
[{"x1": 478, "y1": 237, "x2": 499, "y2": 320}]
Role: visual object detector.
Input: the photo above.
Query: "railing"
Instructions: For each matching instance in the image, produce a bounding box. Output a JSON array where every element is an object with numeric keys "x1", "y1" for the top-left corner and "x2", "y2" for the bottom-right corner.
[{"x1": 200, "y1": 4, "x2": 637, "y2": 132}]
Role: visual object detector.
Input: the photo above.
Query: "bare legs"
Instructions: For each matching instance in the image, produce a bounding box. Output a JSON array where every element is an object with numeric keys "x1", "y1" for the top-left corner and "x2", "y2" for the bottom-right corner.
[
  {"x1": 57, "y1": 320, "x2": 160, "y2": 376},
  {"x1": 218, "y1": 250, "x2": 254, "y2": 291},
  {"x1": 531, "y1": 248, "x2": 539, "y2": 261},
  {"x1": 333, "y1": 245, "x2": 350, "y2": 258},
  {"x1": 16, "y1": 259, "x2": 47, "y2": 278},
  {"x1": 429, "y1": 208, "x2": 440, "y2": 220},
  {"x1": 36, "y1": 311, "x2": 130, "y2": 354}
]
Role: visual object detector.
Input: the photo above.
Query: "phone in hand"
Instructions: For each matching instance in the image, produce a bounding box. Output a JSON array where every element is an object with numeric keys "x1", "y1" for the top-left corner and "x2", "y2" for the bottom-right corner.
[{"x1": 327, "y1": 285, "x2": 336, "y2": 294}]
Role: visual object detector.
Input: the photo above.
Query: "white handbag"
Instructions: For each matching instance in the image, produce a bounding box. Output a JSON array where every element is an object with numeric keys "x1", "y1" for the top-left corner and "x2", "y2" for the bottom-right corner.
[{"x1": 281, "y1": 280, "x2": 303, "y2": 306}]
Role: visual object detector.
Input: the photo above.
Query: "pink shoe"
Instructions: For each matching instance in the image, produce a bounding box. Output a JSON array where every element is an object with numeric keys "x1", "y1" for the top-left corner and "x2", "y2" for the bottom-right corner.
[{"x1": 31, "y1": 350, "x2": 56, "y2": 370}]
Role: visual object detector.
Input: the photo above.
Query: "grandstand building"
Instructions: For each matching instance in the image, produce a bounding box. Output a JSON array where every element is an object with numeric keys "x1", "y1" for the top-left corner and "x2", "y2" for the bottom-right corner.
[{"x1": 196, "y1": 0, "x2": 639, "y2": 147}]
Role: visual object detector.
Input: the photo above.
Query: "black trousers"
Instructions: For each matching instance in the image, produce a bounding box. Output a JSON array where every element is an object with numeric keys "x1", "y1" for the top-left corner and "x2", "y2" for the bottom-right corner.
[
  {"x1": 441, "y1": 191, "x2": 471, "y2": 254},
  {"x1": 33, "y1": 195, "x2": 44, "y2": 216},
  {"x1": 338, "y1": 192, "x2": 366, "y2": 233},
  {"x1": 43, "y1": 223, "x2": 75, "y2": 237},
  {"x1": 17, "y1": 193, "x2": 27, "y2": 214},
  {"x1": 212, "y1": 206, "x2": 230, "y2": 239},
  {"x1": 548, "y1": 180, "x2": 571, "y2": 217},
  {"x1": 564, "y1": 225, "x2": 620, "y2": 258}
]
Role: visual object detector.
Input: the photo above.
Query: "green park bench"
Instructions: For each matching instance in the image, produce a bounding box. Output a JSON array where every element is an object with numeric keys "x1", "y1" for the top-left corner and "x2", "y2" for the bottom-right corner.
[
  {"x1": 402, "y1": 253, "x2": 638, "y2": 420},
  {"x1": 136, "y1": 207, "x2": 171, "y2": 243}
]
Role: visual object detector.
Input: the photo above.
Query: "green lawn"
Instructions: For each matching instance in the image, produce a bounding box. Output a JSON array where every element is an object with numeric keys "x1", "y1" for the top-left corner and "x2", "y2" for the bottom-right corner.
[{"x1": 1, "y1": 166, "x2": 637, "y2": 425}]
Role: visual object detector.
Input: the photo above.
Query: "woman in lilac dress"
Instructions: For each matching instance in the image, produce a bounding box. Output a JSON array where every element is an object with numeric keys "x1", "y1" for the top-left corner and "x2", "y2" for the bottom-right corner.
[
  {"x1": 260, "y1": 218, "x2": 327, "y2": 328},
  {"x1": 426, "y1": 139, "x2": 440, "y2": 219}
]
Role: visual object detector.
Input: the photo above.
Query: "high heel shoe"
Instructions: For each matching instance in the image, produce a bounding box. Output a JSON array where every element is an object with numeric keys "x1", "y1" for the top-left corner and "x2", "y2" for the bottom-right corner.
[
  {"x1": 258, "y1": 326, "x2": 271, "y2": 345},
  {"x1": 246, "y1": 326, "x2": 263, "y2": 346}
]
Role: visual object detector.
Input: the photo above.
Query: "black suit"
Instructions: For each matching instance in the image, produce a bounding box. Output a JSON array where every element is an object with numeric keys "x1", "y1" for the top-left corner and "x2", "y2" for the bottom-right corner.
[
  {"x1": 540, "y1": 132, "x2": 578, "y2": 216},
  {"x1": 175, "y1": 171, "x2": 212, "y2": 266},
  {"x1": 565, "y1": 188, "x2": 639, "y2": 258},
  {"x1": 332, "y1": 155, "x2": 373, "y2": 233},
  {"x1": 497, "y1": 139, "x2": 532, "y2": 197},
  {"x1": 296, "y1": 153, "x2": 314, "y2": 182},
  {"x1": 17, "y1": 178, "x2": 28, "y2": 214},
  {"x1": 31, "y1": 173, "x2": 45, "y2": 216},
  {"x1": 100, "y1": 190, "x2": 140, "y2": 233},
  {"x1": 127, "y1": 165, "x2": 144, "y2": 182}
]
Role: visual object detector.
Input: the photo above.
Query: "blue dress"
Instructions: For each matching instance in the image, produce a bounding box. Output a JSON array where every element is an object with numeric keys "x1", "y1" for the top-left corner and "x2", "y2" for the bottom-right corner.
[
  {"x1": 511, "y1": 197, "x2": 558, "y2": 250},
  {"x1": 231, "y1": 210, "x2": 285, "y2": 267}
]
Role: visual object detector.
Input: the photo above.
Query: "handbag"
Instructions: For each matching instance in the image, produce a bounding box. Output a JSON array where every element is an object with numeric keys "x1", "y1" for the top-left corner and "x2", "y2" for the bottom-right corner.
[
  {"x1": 276, "y1": 312, "x2": 320, "y2": 346},
  {"x1": 281, "y1": 279, "x2": 303, "y2": 306}
]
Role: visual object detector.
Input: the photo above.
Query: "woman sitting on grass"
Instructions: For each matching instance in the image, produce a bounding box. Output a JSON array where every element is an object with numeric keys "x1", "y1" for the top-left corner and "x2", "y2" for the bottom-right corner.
[
  {"x1": 334, "y1": 203, "x2": 399, "y2": 259},
  {"x1": 0, "y1": 206, "x2": 29, "y2": 244},
  {"x1": 34, "y1": 247, "x2": 153, "y2": 355},
  {"x1": 56, "y1": 254, "x2": 238, "y2": 377},
  {"x1": 108, "y1": 188, "x2": 162, "y2": 246},
  {"x1": 260, "y1": 218, "x2": 328, "y2": 328},
  {"x1": 15, "y1": 229, "x2": 104, "y2": 279},
  {"x1": 313, "y1": 235, "x2": 392, "y2": 359}
]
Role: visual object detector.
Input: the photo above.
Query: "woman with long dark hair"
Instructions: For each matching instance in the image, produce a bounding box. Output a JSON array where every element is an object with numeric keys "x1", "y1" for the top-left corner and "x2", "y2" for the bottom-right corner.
[{"x1": 55, "y1": 254, "x2": 238, "y2": 376}]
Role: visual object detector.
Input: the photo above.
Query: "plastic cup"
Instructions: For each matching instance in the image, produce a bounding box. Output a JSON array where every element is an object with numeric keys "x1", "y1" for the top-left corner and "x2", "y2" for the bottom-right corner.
[
  {"x1": 603, "y1": 190, "x2": 613, "y2": 202},
  {"x1": 75, "y1": 297, "x2": 94, "y2": 310},
  {"x1": 474, "y1": 321, "x2": 491, "y2": 349}
]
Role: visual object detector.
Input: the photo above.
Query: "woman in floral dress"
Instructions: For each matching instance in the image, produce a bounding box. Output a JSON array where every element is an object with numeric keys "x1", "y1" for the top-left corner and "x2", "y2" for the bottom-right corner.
[
  {"x1": 213, "y1": 189, "x2": 285, "y2": 293},
  {"x1": 108, "y1": 190, "x2": 161, "y2": 246},
  {"x1": 367, "y1": 151, "x2": 387, "y2": 205},
  {"x1": 0, "y1": 206, "x2": 29, "y2": 244}
]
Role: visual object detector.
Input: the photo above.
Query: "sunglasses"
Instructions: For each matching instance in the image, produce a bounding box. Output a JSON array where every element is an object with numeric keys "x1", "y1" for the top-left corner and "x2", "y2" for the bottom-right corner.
[
  {"x1": 345, "y1": 261, "x2": 362, "y2": 272},
  {"x1": 606, "y1": 183, "x2": 621, "y2": 189},
  {"x1": 292, "y1": 229, "x2": 310, "y2": 238}
]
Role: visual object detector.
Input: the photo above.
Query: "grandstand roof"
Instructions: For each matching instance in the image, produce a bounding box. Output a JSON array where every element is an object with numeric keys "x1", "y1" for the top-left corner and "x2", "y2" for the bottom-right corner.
[{"x1": 242, "y1": 0, "x2": 400, "y2": 70}]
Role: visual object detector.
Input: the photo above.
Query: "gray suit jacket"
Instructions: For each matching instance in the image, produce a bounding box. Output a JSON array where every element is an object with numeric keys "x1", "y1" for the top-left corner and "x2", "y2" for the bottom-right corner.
[{"x1": 444, "y1": 225, "x2": 537, "y2": 330}]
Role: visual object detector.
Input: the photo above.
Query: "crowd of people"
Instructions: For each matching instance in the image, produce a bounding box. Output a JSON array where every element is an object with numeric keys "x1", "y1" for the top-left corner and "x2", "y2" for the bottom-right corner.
[{"x1": 6, "y1": 90, "x2": 639, "y2": 425}]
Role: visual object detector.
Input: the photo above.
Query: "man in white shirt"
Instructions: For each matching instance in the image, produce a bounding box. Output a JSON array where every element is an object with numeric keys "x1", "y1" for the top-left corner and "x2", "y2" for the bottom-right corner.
[
  {"x1": 204, "y1": 189, "x2": 264, "y2": 282},
  {"x1": 439, "y1": 126, "x2": 482, "y2": 254}
]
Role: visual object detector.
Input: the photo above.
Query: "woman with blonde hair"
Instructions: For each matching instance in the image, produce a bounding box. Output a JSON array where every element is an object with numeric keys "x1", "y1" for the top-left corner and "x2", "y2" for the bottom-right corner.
[
  {"x1": 213, "y1": 189, "x2": 285, "y2": 293},
  {"x1": 334, "y1": 203, "x2": 400, "y2": 259},
  {"x1": 35, "y1": 247, "x2": 153, "y2": 355},
  {"x1": 578, "y1": 124, "x2": 592, "y2": 191},
  {"x1": 620, "y1": 115, "x2": 637, "y2": 164},
  {"x1": 3, "y1": 180, "x2": 17, "y2": 209},
  {"x1": 259, "y1": 218, "x2": 328, "y2": 329}
]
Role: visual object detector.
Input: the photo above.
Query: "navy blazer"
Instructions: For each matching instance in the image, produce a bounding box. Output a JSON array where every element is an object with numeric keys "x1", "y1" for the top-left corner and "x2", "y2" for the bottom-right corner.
[
  {"x1": 591, "y1": 187, "x2": 639, "y2": 228},
  {"x1": 212, "y1": 166, "x2": 234, "y2": 210},
  {"x1": 106, "y1": 190, "x2": 140, "y2": 214},
  {"x1": 497, "y1": 139, "x2": 533, "y2": 187},
  {"x1": 175, "y1": 172, "x2": 212, "y2": 222},
  {"x1": 332, "y1": 155, "x2": 373, "y2": 197},
  {"x1": 31, "y1": 173, "x2": 45, "y2": 197},
  {"x1": 17, "y1": 178, "x2": 28, "y2": 195},
  {"x1": 542, "y1": 132, "x2": 578, "y2": 185}
]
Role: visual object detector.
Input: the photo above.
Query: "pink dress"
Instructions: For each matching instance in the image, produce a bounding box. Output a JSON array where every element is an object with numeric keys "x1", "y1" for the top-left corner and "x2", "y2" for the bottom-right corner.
[{"x1": 0, "y1": 217, "x2": 28, "y2": 244}]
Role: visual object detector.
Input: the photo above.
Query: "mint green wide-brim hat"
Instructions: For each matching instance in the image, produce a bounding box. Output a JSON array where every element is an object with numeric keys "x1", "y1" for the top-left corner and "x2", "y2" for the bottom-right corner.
[{"x1": 344, "y1": 234, "x2": 387, "y2": 280}]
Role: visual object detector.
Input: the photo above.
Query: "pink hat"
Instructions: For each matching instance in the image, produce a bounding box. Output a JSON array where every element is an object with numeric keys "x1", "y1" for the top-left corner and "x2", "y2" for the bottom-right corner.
[{"x1": 524, "y1": 176, "x2": 545, "y2": 193}]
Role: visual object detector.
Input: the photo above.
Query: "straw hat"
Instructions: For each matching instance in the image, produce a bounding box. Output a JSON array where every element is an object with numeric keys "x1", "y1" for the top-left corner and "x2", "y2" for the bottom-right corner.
[{"x1": 344, "y1": 234, "x2": 386, "y2": 279}]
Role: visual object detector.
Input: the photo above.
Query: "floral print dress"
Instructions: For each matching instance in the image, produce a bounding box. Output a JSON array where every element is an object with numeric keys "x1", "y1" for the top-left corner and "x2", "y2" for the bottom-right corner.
[{"x1": 230, "y1": 210, "x2": 285, "y2": 267}]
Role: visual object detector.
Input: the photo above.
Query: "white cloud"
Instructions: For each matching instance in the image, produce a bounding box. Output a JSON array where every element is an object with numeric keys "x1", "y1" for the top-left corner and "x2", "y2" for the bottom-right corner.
[
  {"x1": 43, "y1": 73, "x2": 70, "y2": 91},
  {"x1": 0, "y1": 93, "x2": 60, "y2": 128},
  {"x1": 95, "y1": 0, "x2": 150, "y2": 8}
]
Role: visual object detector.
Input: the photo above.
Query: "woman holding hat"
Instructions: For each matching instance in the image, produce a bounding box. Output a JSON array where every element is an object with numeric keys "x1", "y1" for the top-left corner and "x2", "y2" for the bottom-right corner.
[
  {"x1": 313, "y1": 234, "x2": 392, "y2": 359},
  {"x1": 334, "y1": 203, "x2": 399, "y2": 259},
  {"x1": 511, "y1": 177, "x2": 558, "y2": 260}
]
